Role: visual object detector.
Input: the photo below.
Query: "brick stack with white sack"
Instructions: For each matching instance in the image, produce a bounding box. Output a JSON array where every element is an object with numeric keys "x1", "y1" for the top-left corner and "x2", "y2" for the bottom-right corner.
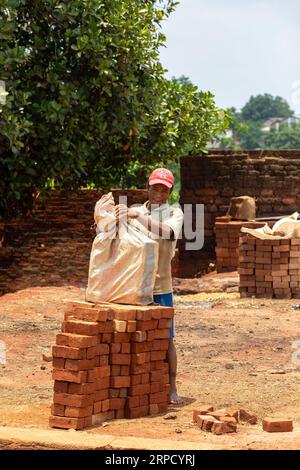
[{"x1": 86, "y1": 192, "x2": 159, "y2": 305}]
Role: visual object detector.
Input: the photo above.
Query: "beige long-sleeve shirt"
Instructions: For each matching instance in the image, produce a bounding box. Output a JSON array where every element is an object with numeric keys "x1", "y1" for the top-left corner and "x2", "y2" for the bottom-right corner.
[{"x1": 130, "y1": 201, "x2": 184, "y2": 295}]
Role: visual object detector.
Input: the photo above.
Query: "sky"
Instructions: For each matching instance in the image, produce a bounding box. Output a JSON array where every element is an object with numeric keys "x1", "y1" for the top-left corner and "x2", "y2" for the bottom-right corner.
[{"x1": 159, "y1": 0, "x2": 300, "y2": 114}]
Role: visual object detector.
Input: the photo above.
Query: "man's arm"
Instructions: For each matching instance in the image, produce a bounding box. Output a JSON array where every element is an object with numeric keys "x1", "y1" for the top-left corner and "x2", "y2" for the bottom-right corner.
[{"x1": 115, "y1": 205, "x2": 174, "y2": 239}]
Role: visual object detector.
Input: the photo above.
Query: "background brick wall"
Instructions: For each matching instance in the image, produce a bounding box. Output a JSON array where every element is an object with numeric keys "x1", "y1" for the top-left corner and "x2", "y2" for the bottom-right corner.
[{"x1": 179, "y1": 150, "x2": 300, "y2": 277}]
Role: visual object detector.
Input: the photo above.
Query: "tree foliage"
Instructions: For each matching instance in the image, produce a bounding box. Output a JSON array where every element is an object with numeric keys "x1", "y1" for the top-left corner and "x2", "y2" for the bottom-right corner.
[
  {"x1": 264, "y1": 124, "x2": 300, "y2": 149},
  {"x1": 0, "y1": 0, "x2": 229, "y2": 218},
  {"x1": 241, "y1": 93, "x2": 294, "y2": 122}
]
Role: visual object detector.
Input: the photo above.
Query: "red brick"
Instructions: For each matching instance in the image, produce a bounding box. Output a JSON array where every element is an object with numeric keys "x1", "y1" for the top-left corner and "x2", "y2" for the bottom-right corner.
[
  {"x1": 141, "y1": 373, "x2": 150, "y2": 384},
  {"x1": 150, "y1": 382, "x2": 161, "y2": 394},
  {"x1": 119, "y1": 387, "x2": 127, "y2": 398},
  {"x1": 92, "y1": 410, "x2": 115, "y2": 425},
  {"x1": 240, "y1": 409, "x2": 257, "y2": 424},
  {"x1": 115, "y1": 409, "x2": 125, "y2": 419},
  {"x1": 65, "y1": 306, "x2": 111, "y2": 322},
  {"x1": 98, "y1": 355, "x2": 109, "y2": 366},
  {"x1": 102, "y1": 333, "x2": 112, "y2": 343},
  {"x1": 149, "y1": 404, "x2": 159, "y2": 415},
  {"x1": 155, "y1": 329, "x2": 170, "y2": 339},
  {"x1": 160, "y1": 307, "x2": 174, "y2": 319},
  {"x1": 136, "y1": 320, "x2": 158, "y2": 331},
  {"x1": 131, "y1": 331, "x2": 147, "y2": 342},
  {"x1": 56, "y1": 333, "x2": 98, "y2": 348},
  {"x1": 110, "y1": 343, "x2": 121, "y2": 353},
  {"x1": 53, "y1": 392, "x2": 93, "y2": 407},
  {"x1": 120, "y1": 365, "x2": 130, "y2": 376},
  {"x1": 147, "y1": 330, "x2": 156, "y2": 341},
  {"x1": 150, "y1": 370, "x2": 165, "y2": 382},
  {"x1": 150, "y1": 350, "x2": 167, "y2": 361},
  {"x1": 52, "y1": 345, "x2": 86, "y2": 360},
  {"x1": 130, "y1": 363, "x2": 151, "y2": 375},
  {"x1": 51, "y1": 403, "x2": 65, "y2": 417},
  {"x1": 52, "y1": 357, "x2": 66, "y2": 369},
  {"x1": 126, "y1": 321, "x2": 136, "y2": 333},
  {"x1": 102, "y1": 399, "x2": 110, "y2": 412},
  {"x1": 125, "y1": 405, "x2": 149, "y2": 419},
  {"x1": 158, "y1": 319, "x2": 171, "y2": 329},
  {"x1": 113, "y1": 308, "x2": 137, "y2": 321},
  {"x1": 110, "y1": 398, "x2": 126, "y2": 410},
  {"x1": 127, "y1": 396, "x2": 141, "y2": 408},
  {"x1": 131, "y1": 343, "x2": 146, "y2": 353},
  {"x1": 49, "y1": 416, "x2": 85, "y2": 430},
  {"x1": 98, "y1": 321, "x2": 114, "y2": 333},
  {"x1": 93, "y1": 389, "x2": 109, "y2": 401},
  {"x1": 54, "y1": 380, "x2": 69, "y2": 394},
  {"x1": 94, "y1": 377, "x2": 110, "y2": 391},
  {"x1": 52, "y1": 369, "x2": 87, "y2": 383},
  {"x1": 109, "y1": 388, "x2": 120, "y2": 398},
  {"x1": 110, "y1": 376, "x2": 130, "y2": 388},
  {"x1": 68, "y1": 382, "x2": 95, "y2": 395},
  {"x1": 136, "y1": 310, "x2": 153, "y2": 321},
  {"x1": 62, "y1": 320, "x2": 100, "y2": 336},
  {"x1": 193, "y1": 405, "x2": 214, "y2": 421},
  {"x1": 111, "y1": 365, "x2": 121, "y2": 376},
  {"x1": 149, "y1": 391, "x2": 168, "y2": 404},
  {"x1": 262, "y1": 418, "x2": 293, "y2": 432},
  {"x1": 131, "y1": 375, "x2": 142, "y2": 386},
  {"x1": 88, "y1": 366, "x2": 110, "y2": 382},
  {"x1": 64, "y1": 406, "x2": 93, "y2": 418},
  {"x1": 113, "y1": 332, "x2": 131, "y2": 343},
  {"x1": 128, "y1": 384, "x2": 150, "y2": 396},
  {"x1": 150, "y1": 360, "x2": 166, "y2": 371},
  {"x1": 121, "y1": 343, "x2": 131, "y2": 354},
  {"x1": 131, "y1": 353, "x2": 148, "y2": 365},
  {"x1": 87, "y1": 343, "x2": 109, "y2": 358},
  {"x1": 113, "y1": 320, "x2": 127, "y2": 333},
  {"x1": 64, "y1": 358, "x2": 96, "y2": 371},
  {"x1": 110, "y1": 353, "x2": 131, "y2": 365}
]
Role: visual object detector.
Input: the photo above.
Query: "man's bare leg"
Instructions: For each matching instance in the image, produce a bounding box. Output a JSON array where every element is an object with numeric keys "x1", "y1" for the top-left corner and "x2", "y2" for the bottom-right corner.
[{"x1": 167, "y1": 339, "x2": 184, "y2": 404}]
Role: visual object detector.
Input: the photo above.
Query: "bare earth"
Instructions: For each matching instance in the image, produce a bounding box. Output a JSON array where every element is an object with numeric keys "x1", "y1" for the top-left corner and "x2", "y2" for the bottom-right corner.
[{"x1": 0, "y1": 273, "x2": 300, "y2": 450}]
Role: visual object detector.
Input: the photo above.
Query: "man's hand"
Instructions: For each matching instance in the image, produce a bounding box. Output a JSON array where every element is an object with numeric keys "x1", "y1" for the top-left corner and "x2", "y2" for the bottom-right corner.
[{"x1": 114, "y1": 205, "x2": 139, "y2": 223}]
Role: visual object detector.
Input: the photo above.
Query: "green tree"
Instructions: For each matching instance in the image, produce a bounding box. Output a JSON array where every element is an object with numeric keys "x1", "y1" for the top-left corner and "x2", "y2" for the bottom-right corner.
[
  {"x1": 264, "y1": 124, "x2": 300, "y2": 149},
  {"x1": 241, "y1": 93, "x2": 294, "y2": 122},
  {"x1": 0, "y1": 0, "x2": 228, "y2": 218}
]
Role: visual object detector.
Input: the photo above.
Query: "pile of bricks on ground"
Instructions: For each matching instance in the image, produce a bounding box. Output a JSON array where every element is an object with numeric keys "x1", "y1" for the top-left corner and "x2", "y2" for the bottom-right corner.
[
  {"x1": 193, "y1": 405, "x2": 293, "y2": 434},
  {"x1": 215, "y1": 217, "x2": 265, "y2": 273},
  {"x1": 193, "y1": 405, "x2": 257, "y2": 435},
  {"x1": 49, "y1": 301, "x2": 173, "y2": 430},
  {"x1": 239, "y1": 234, "x2": 300, "y2": 299}
]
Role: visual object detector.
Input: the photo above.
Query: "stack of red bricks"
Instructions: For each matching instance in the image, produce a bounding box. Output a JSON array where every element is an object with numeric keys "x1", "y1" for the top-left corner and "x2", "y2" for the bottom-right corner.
[
  {"x1": 239, "y1": 235, "x2": 300, "y2": 299},
  {"x1": 193, "y1": 405, "x2": 257, "y2": 435},
  {"x1": 49, "y1": 301, "x2": 173, "y2": 430},
  {"x1": 215, "y1": 217, "x2": 265, "y2": 273}
]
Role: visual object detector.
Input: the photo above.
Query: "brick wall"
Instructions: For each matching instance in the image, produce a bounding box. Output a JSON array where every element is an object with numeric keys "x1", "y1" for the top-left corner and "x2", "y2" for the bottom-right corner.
[
  {"x1": 0, "y1": 189, "x2": 148, "y2": 295},
  {"x1": 179, "y1": 150, "x2": 300, "y2": 276}
]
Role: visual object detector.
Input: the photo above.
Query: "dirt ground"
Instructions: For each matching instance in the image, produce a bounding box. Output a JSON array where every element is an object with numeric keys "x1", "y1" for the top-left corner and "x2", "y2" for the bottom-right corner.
[{"x1": 0, "y1": 273, "x2": 300, "y2": 450}]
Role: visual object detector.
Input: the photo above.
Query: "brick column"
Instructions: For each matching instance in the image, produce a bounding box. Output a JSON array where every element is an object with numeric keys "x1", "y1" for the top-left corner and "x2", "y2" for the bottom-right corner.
[{"x1": 49, "y1": 301, "x2": 173, "y2": 430}]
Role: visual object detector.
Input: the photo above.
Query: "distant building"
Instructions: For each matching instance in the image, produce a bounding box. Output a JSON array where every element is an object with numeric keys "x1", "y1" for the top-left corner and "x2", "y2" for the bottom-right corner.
[{"x1": 261, "y1": 116, "x2": 300, "y2": 132}]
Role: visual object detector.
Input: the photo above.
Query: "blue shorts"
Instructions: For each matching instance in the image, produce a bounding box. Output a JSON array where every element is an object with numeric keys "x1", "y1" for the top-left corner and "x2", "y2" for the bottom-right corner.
[{"x1": 153, "y1": 292, "x2": 174, "y2": 339}]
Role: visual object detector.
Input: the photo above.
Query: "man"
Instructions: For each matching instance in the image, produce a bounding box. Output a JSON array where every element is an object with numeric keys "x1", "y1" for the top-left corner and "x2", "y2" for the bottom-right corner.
[{"x1": 115, "y1": 168, "x2": 184, "y2": 404}]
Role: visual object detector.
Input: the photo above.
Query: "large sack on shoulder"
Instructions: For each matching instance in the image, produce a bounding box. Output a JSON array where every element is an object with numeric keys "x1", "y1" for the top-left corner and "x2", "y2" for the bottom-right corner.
[{"x1": 86, "y1": 193, "x2": 158, "y2": 305}]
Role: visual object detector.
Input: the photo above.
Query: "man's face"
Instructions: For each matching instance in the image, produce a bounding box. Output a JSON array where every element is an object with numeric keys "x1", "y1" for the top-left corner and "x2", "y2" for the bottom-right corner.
[{"x1": 148, "y1": 183, "x2": 171, "y2": 206}]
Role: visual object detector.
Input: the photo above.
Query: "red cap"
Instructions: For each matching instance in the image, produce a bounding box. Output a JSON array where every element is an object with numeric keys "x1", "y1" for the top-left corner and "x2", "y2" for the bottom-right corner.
[{"x1": 148, "y1": 168, "x2": 174, "y2": 189}]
